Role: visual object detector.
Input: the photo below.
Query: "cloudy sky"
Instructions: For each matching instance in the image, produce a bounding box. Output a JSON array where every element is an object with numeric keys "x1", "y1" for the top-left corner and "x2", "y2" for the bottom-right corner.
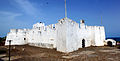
[{"x1": 0, "y1": 0, "x2": 120, "y2": 37}]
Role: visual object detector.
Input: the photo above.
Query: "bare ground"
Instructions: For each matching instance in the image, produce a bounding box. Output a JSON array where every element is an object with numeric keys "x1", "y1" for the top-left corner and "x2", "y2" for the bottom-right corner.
[{"x1": 0, "y1": 45, "x2": 120, "y2": 61}]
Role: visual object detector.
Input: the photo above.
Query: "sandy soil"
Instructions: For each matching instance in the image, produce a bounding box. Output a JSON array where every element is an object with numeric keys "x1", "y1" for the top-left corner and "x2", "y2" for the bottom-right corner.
[{"x1": 0, "y1": 45, "x2": 120, "y2": 61}]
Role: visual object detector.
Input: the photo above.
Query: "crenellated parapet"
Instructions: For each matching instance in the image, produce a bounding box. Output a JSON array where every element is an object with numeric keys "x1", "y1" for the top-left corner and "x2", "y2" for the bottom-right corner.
[{"x1": 5, "y1": 18, "x2": 106, "y2": 53}]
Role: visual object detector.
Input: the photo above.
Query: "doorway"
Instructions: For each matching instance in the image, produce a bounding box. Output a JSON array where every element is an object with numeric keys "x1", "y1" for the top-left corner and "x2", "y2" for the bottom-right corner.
[
  {"x1": 107, "y1": 41, "x2": 112, "y2": 47},
  {"x1": 82, "y1": 39, "x2": 85, "y2": 48}
]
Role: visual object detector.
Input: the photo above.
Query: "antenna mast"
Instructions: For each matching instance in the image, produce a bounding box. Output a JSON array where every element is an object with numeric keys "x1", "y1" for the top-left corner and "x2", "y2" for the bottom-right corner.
[
  {"x1": 101, "y1": 16, "x2": 102, "y2": 25},
  {"x1": 65, "y1": 0, "x2": 67, "y2": 18}
]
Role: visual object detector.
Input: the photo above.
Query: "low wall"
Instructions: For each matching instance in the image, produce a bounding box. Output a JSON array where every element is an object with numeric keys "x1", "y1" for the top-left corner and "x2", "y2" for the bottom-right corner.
[{"x1": 28, "y1": 43, "x2": 54, "y2": 49}]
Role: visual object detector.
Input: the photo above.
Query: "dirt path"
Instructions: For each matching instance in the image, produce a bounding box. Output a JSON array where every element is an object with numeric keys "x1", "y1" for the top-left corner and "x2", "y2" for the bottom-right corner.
[{"x1": 0, "y1": 45, "x2": 120, "y2": 61}]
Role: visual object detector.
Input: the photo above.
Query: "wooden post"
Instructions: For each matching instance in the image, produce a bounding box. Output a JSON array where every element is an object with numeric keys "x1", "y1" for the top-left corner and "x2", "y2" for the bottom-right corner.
[{"x1": 8, "y1": 40, "x2": 12, "y2": 61}]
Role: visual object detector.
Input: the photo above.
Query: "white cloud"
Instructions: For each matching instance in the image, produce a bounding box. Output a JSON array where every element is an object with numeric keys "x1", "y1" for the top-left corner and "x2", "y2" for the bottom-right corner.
[
  {"x1": 0, "y1": 0, "x2": 43, "y2": 37},
  {"x1": 0, "y1": 11, "x2": 22, "y2": 20},
  {"x1": 14, "y1": 0, "x2": 39, "y2": 16},
  {"x1": 0, "y1": 11, "x2": 23, "y2": 37}
]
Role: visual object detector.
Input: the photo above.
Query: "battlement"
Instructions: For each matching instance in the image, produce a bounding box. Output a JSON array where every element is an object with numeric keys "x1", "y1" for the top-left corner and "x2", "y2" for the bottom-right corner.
[
  {"x1": 10, "y1": 29, "x2": 17, "y2": 33},
  {"x1": 6, "y1": 18, "x2": 106, "y2": 53},
  {"x1": 10, "y1": 29, "x2": 29, "y2": 33},
  {"x1": 33, "y1": 22, "x2": 45, "y2": 29}
]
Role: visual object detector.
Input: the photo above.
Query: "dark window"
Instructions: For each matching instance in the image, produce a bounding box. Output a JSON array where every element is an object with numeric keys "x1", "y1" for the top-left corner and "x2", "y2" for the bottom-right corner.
[
  {"x1": 50, "y1": 39, "x2": 54, "y2": 41},
  {"x1": 40, "y1": 22, "x2": 42, "y2": 23},
  {"x1": 38, "y1": 31, "x2": 41, "y2": 34},
  {"x1": 61, "y1": 21, "x2": 63, "y2": 24},
  {"x1": 81, "y1": 20, "x2": 84, "y2": 23},
  {"x1": 24, "y1": 38, "x2": 26, "y2": 40}
]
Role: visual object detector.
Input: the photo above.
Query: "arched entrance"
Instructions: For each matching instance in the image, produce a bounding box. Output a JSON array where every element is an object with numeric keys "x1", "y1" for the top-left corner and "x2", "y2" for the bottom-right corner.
[
  {"x1": 107, "y1": 41, "x2": 112, "y2": 47},
  {"x1": 82, "y1": 39, "x2": 85, "y2": 48}
]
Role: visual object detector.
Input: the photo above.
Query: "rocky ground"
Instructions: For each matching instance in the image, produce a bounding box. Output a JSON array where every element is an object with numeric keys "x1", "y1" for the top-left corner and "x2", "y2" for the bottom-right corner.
[{"x1": 0, "y1": 45, "x2": 120, "y2": 61}]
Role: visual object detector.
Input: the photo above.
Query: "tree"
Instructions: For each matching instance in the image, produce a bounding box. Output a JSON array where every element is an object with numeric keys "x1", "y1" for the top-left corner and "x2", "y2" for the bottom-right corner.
[{"x1": 0, "y1": 36, "x2": 6, "y2": 46}]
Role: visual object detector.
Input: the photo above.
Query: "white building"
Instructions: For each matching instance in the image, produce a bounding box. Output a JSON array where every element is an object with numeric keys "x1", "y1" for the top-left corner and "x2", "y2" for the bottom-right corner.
[
  {"x1": 105, "y1": 39, "x2": 116, "y2": 46},
  {"x1": 5, "y1": 18, "x2": 106, "y2": 53}
]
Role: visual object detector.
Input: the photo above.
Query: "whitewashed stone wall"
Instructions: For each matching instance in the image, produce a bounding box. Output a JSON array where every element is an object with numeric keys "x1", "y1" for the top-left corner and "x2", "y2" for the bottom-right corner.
[
  {"x1": 5, "y1": 18, "x2": 106, "y2": 53},
  {"x1": 27, "y1": 23, "x2": 56, "y2": 48},
  {"x1": 5, "y1": 29, "x2": 28, "y2": 45}
]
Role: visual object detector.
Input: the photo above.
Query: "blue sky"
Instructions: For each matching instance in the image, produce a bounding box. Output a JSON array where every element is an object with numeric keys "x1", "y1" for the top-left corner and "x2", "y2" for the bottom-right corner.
[{"x1": 0, "y1": 0, "x2": 120, "y2": 37}]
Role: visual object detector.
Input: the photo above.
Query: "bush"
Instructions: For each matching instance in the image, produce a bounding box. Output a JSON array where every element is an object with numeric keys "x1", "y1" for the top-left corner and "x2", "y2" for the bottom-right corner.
[
  {"x1": 117, "y1": 41, "x2": 120, "y2": 49},
  {"x1": 0, "y1": 36, "x2": 6, "y2": 46}
]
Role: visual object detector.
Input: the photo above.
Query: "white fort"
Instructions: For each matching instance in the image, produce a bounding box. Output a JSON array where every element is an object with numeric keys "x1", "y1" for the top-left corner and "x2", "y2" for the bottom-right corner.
[{"x1": 5, "y1": 18, "x2": 106, "y2": 53}]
